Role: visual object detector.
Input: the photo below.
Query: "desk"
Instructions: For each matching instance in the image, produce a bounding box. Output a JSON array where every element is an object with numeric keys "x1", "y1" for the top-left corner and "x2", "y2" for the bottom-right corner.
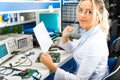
[{"x1": 1, "y1": 48, "x2": 72, "y2": 80}]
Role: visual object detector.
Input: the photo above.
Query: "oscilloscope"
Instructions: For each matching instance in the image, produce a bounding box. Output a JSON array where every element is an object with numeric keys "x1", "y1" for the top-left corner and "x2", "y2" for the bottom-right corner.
[
  {"x1": 0, "y1": 36, "x2": 17, "y2": 53},
  {"x1": 0, "y1": 37, "x2": 15, "y2": 64},
  {"x1": 5, "y1": 33, "x2": 33, "y2": 52}
]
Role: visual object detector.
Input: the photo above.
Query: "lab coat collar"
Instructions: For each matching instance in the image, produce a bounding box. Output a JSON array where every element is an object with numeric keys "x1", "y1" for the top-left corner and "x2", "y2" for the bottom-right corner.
[{"x1": 75, "y1": 24, "x2": 101, "y2": 50}]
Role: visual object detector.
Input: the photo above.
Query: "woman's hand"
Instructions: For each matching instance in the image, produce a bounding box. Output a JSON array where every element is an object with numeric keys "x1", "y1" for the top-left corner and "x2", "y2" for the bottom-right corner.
[
  {"x1": 62, "y1": 25, "x2": 76, "y2": 44},
  {"x1": 40, "y1": 52, "x2": 57, "y2": 72},
  {"x1": 62, "y1": 25, "x2": 76, "y2": 38}
]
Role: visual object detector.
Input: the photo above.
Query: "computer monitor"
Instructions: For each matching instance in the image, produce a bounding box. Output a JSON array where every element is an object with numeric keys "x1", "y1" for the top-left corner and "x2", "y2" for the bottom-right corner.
[
  {"x1": 0, "y1": 40, "x2": 12, "y2": 65},
  {"x1": 39, "y1": 13, "x2": 60, "y2": 37}
]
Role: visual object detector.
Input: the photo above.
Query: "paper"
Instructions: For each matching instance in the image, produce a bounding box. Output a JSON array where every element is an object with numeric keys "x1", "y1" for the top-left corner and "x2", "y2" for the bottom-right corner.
[{"x1": 33, "y1": 21, "x2": 53, "y2": 52}]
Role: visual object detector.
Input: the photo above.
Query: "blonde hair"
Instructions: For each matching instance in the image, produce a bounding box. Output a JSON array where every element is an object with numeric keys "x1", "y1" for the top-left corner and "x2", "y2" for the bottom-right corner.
[{"x1": 76, "y1": 0, "x2": 110, "y2": 37}]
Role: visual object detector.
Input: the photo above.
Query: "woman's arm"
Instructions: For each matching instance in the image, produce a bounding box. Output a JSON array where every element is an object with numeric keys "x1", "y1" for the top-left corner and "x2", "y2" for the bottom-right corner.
[{"x1": 58, "y1": 25, "x2": 76, "y2": 53}]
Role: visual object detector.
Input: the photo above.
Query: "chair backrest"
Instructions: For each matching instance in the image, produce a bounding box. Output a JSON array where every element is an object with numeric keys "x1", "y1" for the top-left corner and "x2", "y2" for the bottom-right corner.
[
  {"x1": 109, "y1": 37, "x2": 120, "y2": 58},
  {"x1": 108, "y1": 58, "x2": 116, "y2": 73},
  {"x1": 103, "y1": 66, "x2": 120, "y2": 80},
  {"x1": 103, "y1": 56, "x2": 120, "y2": 80},
  {"x1": 112, "y1": 56, "x2": 120, "y2": 71}
]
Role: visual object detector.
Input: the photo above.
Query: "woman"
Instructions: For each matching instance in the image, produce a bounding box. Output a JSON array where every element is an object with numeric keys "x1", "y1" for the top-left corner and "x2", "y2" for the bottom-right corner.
[{"x1": 40, "y1": 0, "x2": 110, "y2": 80}]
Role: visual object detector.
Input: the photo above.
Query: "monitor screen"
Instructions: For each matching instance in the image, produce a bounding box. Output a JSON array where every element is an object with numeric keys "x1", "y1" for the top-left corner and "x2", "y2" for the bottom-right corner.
[
  {"x1": 39, "y1": 13, "x2": 60, "y2": 37},
  {"x1": 0, "y1": 39, "x2": 13, "y2": 65},
  {"x1": 18, "y1": 38, "x2": 27, "y2": 49},
  {"x1": 0, "y1": 44, "x2": 8, "y2": 59}
]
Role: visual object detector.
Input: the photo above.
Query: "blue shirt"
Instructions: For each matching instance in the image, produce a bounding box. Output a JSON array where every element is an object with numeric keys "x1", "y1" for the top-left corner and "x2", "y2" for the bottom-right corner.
[{"x1": 54, "y1": 24, "x2": 109, "y2": 80}]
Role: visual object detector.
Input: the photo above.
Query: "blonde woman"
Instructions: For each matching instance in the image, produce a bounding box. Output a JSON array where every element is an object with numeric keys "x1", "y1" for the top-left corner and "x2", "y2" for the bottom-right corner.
[{"x1": 40, "y1": 0, "x2": 110, "y2": 80}]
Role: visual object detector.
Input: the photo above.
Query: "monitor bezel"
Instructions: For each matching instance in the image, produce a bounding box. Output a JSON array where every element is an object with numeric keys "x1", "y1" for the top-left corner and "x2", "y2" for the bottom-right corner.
[{"x1": 0, "y1": 40, "x2": 12, "y2": 65}]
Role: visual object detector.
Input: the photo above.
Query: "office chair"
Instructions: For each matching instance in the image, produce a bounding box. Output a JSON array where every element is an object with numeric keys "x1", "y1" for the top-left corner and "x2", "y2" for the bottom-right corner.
[
  {"x1": 109, "y1": 36, "x2": 120, "y2": 58},
  {"x1": 102, "y1": 56, "x2": 120, "y2": 80}
]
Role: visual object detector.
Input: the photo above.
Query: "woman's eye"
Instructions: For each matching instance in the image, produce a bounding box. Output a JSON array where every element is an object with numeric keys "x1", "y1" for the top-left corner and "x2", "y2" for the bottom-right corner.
[
  {"x1": 78, "y1": 8, "x2": 92, "y2": 15},
  {"x1": 86, "y1": 10, "x2": 92, "y2": 15}
]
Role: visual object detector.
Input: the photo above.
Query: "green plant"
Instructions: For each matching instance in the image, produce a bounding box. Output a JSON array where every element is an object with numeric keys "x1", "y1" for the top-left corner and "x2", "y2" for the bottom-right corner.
[
  {"x1": 0, "y1": 25, "x2": 23, "y2": 35},
  {"x1": 0, "y1": 27, "x2": 10, "y2": 35}
]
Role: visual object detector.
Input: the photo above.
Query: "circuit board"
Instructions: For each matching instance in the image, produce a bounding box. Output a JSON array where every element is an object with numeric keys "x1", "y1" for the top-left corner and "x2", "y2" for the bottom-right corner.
[{"x1": 36, "y1": 52, "x2": 60, "y2": 63}]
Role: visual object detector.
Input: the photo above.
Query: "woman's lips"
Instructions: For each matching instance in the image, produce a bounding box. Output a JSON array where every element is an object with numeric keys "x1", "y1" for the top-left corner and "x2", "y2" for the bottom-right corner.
[{"x1": 80, "y1": 20, "x2": 87, "y2": 22}]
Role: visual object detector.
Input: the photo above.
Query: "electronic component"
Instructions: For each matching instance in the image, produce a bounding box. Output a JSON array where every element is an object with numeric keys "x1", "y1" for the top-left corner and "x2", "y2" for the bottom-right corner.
[
  {"x1": 0, "y1": 67, "x2": 41, "y2": 80},
  {"x1": 0, "y1": 37, "x2": 14, "y2": 65},
  {"x1": 0, "y1": 35, "x2": 17, "y2": 53},
  {"x1": 4, "y1": 33, "x2": 33, "y2": 52},
  {"x1": 36, "y1": 52, "x2": 60, "y2": 63},
  {"x1": 14, "y1": 69, "x2": 41, "y2": 80},
  {"x1": 49, "y1": 52, "x2": 60, "y2": 63}
]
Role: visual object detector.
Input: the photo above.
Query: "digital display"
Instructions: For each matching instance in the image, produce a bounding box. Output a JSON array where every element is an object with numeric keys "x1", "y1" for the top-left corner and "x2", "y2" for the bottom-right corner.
[
  {"x1": 18, "y1": 38, "x2": 27, "y2": 49},
  {"x1": 0, "y1": 44, "x2": 8, "y2": 59}
]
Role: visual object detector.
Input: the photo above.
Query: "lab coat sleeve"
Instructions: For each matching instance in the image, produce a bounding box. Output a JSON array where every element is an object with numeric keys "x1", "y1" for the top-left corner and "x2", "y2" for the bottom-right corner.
[
  {"x1": 58, "y1": 38, "x2": 74, "y2": 53},
  {"x1": 54, "y1": 68, "x2": 77, "y2": 80},
  {"x1": 54, "y1": 55, "x2": 105, "y2": 80}
]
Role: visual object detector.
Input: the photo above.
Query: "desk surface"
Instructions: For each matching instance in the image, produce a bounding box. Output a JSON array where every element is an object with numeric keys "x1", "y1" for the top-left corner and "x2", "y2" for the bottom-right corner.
[{"x1": 1, "y1": 48, "x2": 72, "y2": 80}]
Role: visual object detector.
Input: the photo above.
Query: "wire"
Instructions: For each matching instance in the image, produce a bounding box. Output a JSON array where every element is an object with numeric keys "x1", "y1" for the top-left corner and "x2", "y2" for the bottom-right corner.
[
  {"x1": 19, "y1": 54, "x2": 32, "y2": 67},
  {"x1": 10, "y1": 54, "x2": 32, "y2": 67},
  {"x1": 0, "y1": 66, "x2": 22, "y2": 76},
  {"x1": 0, "y1": 67, "x2": 42, "y2": 80},
  {"x1": 0, "y1": 51, "x2": 33, "y2": 75},
  {"x1": 32, "y1": 75, "x2": 39, "y2": 80}
]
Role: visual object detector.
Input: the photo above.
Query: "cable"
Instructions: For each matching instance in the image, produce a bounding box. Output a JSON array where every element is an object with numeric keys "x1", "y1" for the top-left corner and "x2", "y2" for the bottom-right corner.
[
  {"x1": 20, "y1": 52, "x2": 33, "y2": 67},
  {"x1": 32, "y1": 75, "x2": 39, "y2": 80},
  {"x1": 18, "y1": 54, "x2": 32, "y2": 67},
  {"x1": 0, "y1": 51, "x2": 33, "y2": 76},
  {"x1": 0, "y1": 66, "x2": 22, "y2": 76},
  {"x1": 9, "y1": 53, "x2": 32, "y2": 67},
  {"x1": 0, "y1": 66, "x2": 42, "y2": 80}
]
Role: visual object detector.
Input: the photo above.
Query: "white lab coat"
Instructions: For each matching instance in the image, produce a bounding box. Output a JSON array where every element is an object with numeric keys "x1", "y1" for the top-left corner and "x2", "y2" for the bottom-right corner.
[{"x1": 54, "y1": 24, "x2": 109, "y2": 80}]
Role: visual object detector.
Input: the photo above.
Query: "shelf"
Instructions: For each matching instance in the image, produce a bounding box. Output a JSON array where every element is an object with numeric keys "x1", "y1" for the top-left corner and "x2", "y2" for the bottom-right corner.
[
  {"x1": 62, "y1": 1, "x2": 79, "y2": 5},
  {"x1": 0, "y1": 1, "x2": 60, "y2": 14},
  {"x1": 0, "y1": 19, "x2": 36, "y2": 27}
]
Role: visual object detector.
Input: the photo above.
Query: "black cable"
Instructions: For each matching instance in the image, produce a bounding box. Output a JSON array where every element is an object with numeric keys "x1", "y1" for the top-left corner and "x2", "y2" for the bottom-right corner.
[
  {"x1": 8, "y1": 56, "x2": 27, "y2": 67},
  {"x1": 0, "y1": 52, "x2": 32, "y2": 76},
  {"x1": 0, "y1": 51, "x2": 33, "y2": 76},
  {"x1": 0, "y1": 66, "x2": 9, "y2": 75},
  {"x1": 19, "y1": 53, "x2": 32, "y2": 67},
  {"x1": 17, "y1": 54, "x2": 32, "y2": 67},
  {"x1": 9, "y1": 54, "x2": 32, "y2": 67},
  {"x1": 0, "y1": 66, "x2": 26, "y2": 77},
  {"x1": 3, "y1": 68, "x2": 14, "y2": 75},
  {"x1": 0, "y1": 68, "x2": 8, "y2": 75},
  {"x1": 0, "y1": 67, "x2": 6, "y2": 71},
  {"x1": 0, "y1": 67, "x2": 18, "y2": 76},
  {"x1": 32, "y1": 75, "x2": 39, "y2": 80},
  {"x1": 0, "y1": 66, "x2": 42, "y2": 80}
]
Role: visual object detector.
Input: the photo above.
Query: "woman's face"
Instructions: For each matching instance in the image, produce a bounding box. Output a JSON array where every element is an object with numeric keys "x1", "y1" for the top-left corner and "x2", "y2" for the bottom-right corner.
[{"x1": 77, "y1": 0, "x2": 95, "y2": 31}]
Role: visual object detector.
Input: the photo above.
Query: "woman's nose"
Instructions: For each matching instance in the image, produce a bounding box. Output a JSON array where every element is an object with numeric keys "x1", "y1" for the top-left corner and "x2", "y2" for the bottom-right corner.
[{"x1": 81, "y1": 12, "x2": 86, "y2": 17}]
